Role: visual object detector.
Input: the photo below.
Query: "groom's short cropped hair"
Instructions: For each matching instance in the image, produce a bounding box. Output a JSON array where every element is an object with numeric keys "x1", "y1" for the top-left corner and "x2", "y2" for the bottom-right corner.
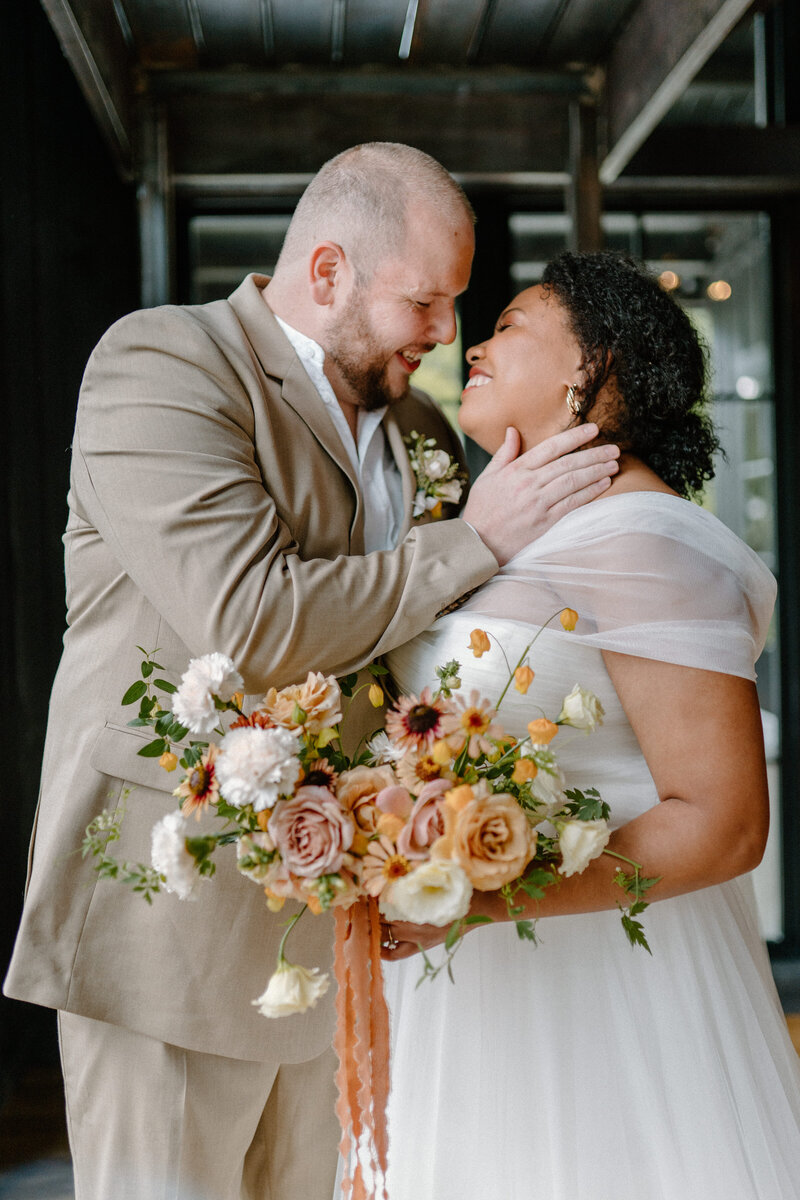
[{"x1": 276, "y1": 142, "x2": 475, "y2": 283}]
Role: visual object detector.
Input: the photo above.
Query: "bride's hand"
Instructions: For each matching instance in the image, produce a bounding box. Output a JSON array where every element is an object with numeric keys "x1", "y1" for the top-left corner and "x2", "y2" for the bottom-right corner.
[
  {"x1": 462, "y1": 424, "x2": 619, "y2": 565},
  {"x1": 379, "y1": 918, "x2": 453, "y2": 961}
]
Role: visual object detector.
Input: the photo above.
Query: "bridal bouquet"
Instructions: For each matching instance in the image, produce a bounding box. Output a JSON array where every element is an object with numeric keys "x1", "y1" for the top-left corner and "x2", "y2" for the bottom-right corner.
[{"x1": 84, "y1": 615, "x2": 654, "y2": 1014}]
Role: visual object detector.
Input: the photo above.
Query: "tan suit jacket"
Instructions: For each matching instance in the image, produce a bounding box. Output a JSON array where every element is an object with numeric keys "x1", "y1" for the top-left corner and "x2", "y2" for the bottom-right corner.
[{"x1": 4, "y1": 274, "x2": 497, "y2": 1064}]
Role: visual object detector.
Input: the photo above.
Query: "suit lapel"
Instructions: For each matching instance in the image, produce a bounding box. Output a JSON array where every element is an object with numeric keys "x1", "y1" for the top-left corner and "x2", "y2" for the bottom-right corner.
[
  {"x1": 384, "y1": 414, "x2": 415, "y2": 539},
  {"x1": 228, "y1": 274, "x2": 367, "y2": 551}
]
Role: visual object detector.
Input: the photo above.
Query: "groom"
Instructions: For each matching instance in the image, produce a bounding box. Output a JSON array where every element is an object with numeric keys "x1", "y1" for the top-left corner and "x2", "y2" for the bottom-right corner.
[{"x1": 4, "y1": 142, "x2": 618, "y2": 1199}]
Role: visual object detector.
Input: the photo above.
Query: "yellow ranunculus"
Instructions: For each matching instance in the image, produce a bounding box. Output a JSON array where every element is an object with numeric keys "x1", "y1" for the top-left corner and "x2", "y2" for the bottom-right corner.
[
  {"x1": 264, "y1": 889, "x2": 286, "y2": 912},
  {"x1": 560, "y1": 608, "x2": 579, "y2": 631},
  {"x1": 432, "y1": 739, "x2": 452, "y2": 765}
]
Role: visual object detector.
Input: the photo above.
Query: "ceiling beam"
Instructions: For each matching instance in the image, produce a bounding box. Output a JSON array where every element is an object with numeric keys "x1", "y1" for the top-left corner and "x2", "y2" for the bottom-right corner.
[
  {"x1": 39, "y1": 0, "x2": 134, "y2": 176},
  {"x1": 600, "y1": 0, "x2": 755, "y2": 184},
  {"x1": 147, "y1": 66, "x2": 589, "y2": 98}
]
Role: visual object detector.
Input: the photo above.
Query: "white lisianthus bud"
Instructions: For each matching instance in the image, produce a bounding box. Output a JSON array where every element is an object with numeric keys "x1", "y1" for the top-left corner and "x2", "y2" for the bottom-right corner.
[
  {"x1": 558, "y1": 819, "x2": 610, "y2": 877},
  {"x1": 436, "y1": 479, "x2": 463, "y2": 505},
  {"x1": 252, "y1": 961, "x2": 330, "y2": 1018},
  {"x1": 557, "y1": 684, "x2": 604, "y2": 732}
]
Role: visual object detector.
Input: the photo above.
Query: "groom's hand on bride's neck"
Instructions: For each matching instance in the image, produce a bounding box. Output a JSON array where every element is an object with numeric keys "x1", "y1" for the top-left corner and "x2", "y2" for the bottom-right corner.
[{"x1": 462, "y1": 425, "x2": 620, "y2": 566}]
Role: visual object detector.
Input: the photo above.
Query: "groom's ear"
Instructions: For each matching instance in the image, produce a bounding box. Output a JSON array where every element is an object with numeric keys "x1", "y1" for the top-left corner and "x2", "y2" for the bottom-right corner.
[{"x1": 309, "y1": 242, "x2": 348, "y2": 306}]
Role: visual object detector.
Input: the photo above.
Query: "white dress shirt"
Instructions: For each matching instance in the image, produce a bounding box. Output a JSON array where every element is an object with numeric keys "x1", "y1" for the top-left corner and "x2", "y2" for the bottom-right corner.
[{"x1": 275, "y1": 316, "x2": 405, "y2": 552}]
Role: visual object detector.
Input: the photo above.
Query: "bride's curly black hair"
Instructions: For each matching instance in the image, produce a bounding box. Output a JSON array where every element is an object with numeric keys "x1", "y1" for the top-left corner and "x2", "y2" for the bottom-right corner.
[{"x1": 540, "y1": 250, "x2": 719, "y2": 498}]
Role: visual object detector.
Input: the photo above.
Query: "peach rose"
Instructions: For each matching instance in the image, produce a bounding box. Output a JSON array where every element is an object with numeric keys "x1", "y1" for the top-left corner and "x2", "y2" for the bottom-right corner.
[
  {"x1": 396, "y1": 778, "x2": 449, "y2": 860},
  {"x1": 258, "y1": 672, "x2": 342, "y2": 734},
  {"x1": 433, "y1": 791, "x2": 536, "y2": 891},
  {"x1": 267, "y1": 786, "x2": 354, "y2": 878},
  {"x1": 336, "y1": 765, "x2": 400, "y2": 834}
]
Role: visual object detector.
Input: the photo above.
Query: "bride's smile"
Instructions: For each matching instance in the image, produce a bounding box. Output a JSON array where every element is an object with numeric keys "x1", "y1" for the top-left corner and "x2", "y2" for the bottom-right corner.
[{"x1": 458, "y1": 284, "x2": 585, "y2": 454}]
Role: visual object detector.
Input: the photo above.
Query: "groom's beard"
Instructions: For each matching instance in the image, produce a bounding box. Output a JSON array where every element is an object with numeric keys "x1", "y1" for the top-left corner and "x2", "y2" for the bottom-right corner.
[{"x1": 326, "y1": 292, "x2": 425, "y2": 412}]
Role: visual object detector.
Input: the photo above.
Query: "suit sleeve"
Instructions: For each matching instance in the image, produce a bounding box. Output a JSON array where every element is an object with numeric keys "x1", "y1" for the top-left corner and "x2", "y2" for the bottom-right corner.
[{"x1": 70, "y1": 306, "x2": 497, "y2": 691}]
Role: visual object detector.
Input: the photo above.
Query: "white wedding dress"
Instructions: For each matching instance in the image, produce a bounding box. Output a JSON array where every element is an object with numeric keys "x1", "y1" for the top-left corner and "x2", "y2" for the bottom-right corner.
[{"x1": 379, "y1": 494, "x2": 800, "y2": 1200}]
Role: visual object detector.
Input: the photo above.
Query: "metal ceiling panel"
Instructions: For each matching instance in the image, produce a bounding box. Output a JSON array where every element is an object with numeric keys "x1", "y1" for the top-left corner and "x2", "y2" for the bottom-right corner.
[
  {"x1": 474, "y1": 0, "x2": 565, "y2": 64},
  {"x1": 270, "y1": 0, "x2": 339, "y2": 63},
  {"x1": 541, "y1": 0, "x2": 636, "y2": 66},
  {"x1": 409, "y1": 0, "x2": 488, "y2": 66},
  {"x1": 192, "y1": 0, "x2": 272, "y2": 63},
  {"x1": 341, "y1": 0, "x2": 410, "y2": 65},
  {"x1": 120, "y1": 0, "x2": 198, "y2": 66}
]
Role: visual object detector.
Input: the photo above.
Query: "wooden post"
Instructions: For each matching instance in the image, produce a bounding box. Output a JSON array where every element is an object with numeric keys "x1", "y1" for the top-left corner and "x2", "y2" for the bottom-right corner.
[{"x1": 566, "y1": 98, "x2": 603, "y2": 252}]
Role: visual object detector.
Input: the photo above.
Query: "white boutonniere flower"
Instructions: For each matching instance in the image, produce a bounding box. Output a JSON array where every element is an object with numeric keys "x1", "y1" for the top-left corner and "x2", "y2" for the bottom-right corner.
[{"x1": 405, "y1": 430, "x2": 468, "y2": 520}]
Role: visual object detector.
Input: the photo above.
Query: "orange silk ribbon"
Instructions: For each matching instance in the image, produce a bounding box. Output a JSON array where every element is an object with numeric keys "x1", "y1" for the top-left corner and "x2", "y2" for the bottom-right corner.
[{"x1": 334, "y1": 898, "x2": 391, "y2": 1200}]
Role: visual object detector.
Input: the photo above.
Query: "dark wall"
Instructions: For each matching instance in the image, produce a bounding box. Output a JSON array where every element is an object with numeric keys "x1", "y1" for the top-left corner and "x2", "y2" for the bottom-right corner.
[{"x1": 0, "y1": 0, "x2": 140, "y2": 1091}]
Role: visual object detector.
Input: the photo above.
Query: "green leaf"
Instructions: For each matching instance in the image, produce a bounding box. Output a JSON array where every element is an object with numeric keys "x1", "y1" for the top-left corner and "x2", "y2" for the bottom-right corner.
[
  {"x1": 127, "y1": 717, "x2": 150, "y2": 727},
  {"x1": 137, "y1": 738, "x2": 167, "y2": 757},
  {"x1": 154, "y1": 679, "x2": 177, "y2": 694},
  {"x1": 515, "y1": 920, "x2": 539, "y2": 943},
  {"x1": 338, "y1": 673, "x2": 358, "y2": 698},
  {"x1": 462, "y1": 914, "x2": 493, "y2": 928},
  {"x1": 141, "y1": 661, "x2": 154, "y2": 678},
  {"x1": 367, "y1": 662, "x2": 389, "y2": 677},
  {"x1": 155, "y1": 713, "x2": 174, "y2": 737},
  {"x1": 168, "y1": 721, "x2": 189, "y2": 741},
  {"x1": 121, "y1": 680, "x2": 147, "y2": 706},
  {"x1": 621, "y1": 912, "x2": 653, "y2": 954}
]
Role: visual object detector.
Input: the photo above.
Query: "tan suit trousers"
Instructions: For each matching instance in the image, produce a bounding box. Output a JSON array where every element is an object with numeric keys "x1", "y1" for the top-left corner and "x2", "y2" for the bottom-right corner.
[{"x1": 58, "y1": 1012, "x2": 340, "y2": 1200}]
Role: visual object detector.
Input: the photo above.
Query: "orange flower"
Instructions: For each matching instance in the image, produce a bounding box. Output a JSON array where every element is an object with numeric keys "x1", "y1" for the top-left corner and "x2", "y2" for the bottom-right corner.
[
  {"x1": 560, "y1": 608, "x2": 579, "y2": 631},
  {"x1": 468, "y1": 629, "x2": 491, "y2": 658},
  {"x1": 527, "y1": 718, "x2": 559, "y2": 746},
  {"x1": 512, "y1": 758, "x2": 538, "y2": 784},
  {"x1": 514, "y1": 666, "x2": 535, "y2": 694},
  {"x1": 159, "y1": 751, "x2": 178, "y2": 773},
  {"x1": 173, "y1": 744, "x2": 220, "y2": 817}
]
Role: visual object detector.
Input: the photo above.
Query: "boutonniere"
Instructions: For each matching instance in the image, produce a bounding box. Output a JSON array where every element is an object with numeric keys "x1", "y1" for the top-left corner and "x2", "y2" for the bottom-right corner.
[{"x1": 404, "y1": 430, "x2": 468, "y2": 520}]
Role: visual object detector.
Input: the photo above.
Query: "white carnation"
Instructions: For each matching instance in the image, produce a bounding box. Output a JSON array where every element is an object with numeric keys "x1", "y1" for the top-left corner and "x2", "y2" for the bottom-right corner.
[
  {"x1": 216, "y1": 725, "x2": 301, "y2": 812},
  {"x1": 365, "y1": 731, "x2": 404, "y2": 766},
  {"x1": 380, "y1": 860, "x2": 472, "y2": 927},
  {"x1": 558, "y1": 818, "x2": 611, "y2": 877},
  {"x1": 151, "y1": 810, "x2": 199, "y2": 900},
  {"x1": 558, "y1": 684, "x2": 604, "y2": 732},
  {"x1": 173, "y1": 653, "x2": 244, "y2": 736},
  {"x1": 252, "y1": 962, "x2": 330, "y2": 1018}
]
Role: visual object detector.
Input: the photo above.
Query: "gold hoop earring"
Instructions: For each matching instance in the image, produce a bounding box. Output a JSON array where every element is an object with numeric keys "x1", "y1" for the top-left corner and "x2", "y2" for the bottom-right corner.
[{"x1": 565, "y1": 385, "x2": 582, "y2": 416}]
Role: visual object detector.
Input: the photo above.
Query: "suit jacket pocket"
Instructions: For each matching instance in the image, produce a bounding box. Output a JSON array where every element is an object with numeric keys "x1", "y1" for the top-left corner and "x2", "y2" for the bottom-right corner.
[{"x1": 89, "y1": 722, "x2": 177, "y2": 795}]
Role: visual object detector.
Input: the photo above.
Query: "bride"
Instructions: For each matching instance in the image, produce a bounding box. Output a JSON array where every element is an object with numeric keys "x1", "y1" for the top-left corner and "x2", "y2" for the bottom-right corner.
[{"x1": 377, "y1": 251, "x2": 800, "y2": 1198}]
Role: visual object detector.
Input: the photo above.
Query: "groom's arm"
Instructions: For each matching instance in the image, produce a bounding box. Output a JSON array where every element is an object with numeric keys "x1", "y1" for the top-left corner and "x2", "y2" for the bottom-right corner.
[{"x1": 72, "y1": 307, "x2": 497, "y2": 691}]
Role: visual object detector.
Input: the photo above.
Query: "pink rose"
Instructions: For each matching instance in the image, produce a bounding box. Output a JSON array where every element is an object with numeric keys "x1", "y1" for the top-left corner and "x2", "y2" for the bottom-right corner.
[
  {"x1": 267, "y1": 786, "x2": 355, "y2": 878},
  {"x1": 397, "y1": 778, "x2": 449, "y2": 860}
]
